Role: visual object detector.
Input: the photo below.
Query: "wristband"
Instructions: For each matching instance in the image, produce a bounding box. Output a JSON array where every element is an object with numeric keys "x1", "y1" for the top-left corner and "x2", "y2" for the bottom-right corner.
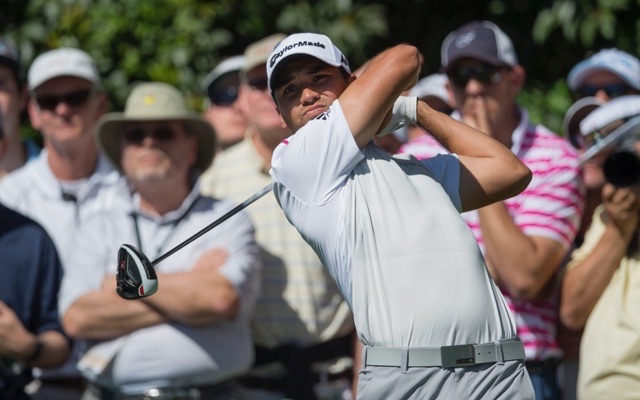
[
  {"x1": 25, "y1": 337, "x2": 43, "y2": 363},
  {"x1": 377, "y1": 96, "x2": 418, "y2": 137}
]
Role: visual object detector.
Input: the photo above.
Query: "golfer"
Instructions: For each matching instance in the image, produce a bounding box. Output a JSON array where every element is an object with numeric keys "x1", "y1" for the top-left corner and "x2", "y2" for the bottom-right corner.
[{"x1": 267, "y1": 33, "x2": 535, "y2": 399}]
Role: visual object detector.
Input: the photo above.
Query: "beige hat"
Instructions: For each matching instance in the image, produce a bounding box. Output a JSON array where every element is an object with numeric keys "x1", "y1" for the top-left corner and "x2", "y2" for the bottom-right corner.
[
  {"x1": 243, "y1": 33, "x2": 287, "y2": 75},
  {"x1": 96, "y1": 82, "x2": 215, "y2": 171}
]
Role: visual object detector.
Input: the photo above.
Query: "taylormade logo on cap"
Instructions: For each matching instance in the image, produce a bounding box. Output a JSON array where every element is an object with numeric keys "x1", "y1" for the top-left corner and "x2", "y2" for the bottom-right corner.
[
  {"x1": 267, "y1": 33, "x2": 351, "y2": 95},
  {"x1": 269, "y1": 40, "x2": 327, "y2": 69}
]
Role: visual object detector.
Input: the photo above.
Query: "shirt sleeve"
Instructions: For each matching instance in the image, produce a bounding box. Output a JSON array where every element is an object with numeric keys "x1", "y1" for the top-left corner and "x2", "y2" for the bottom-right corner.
[
  {"x1": 419, "y1": 154, "x2": 462, "y2": 212},
  {"x1": 35, "y1": 229, "x2": 66, "y2": 335},
  {"x1": 210, "y1": 202, "x2": 262, "y2": 318},
  {"x1": 270, "y1": 100, "x2": 364, "y2": 206},
  {"x1": 58, "y1": 212, "x2": 115, "y2": 315}
]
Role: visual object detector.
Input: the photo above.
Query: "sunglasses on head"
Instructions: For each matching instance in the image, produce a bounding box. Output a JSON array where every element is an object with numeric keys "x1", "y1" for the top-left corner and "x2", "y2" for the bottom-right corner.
[
  {"x1": 575, "y1": 83, "x2": 632, "y2": 99},
  {"x1": 35, "y1": 88, "x2": 95, "y2": 111},
  {"x1": 122, "y1": 126, "x2": 177, "y2": 144},
  {"x1": 447, "y1": 63, "x2": 504, "y2": 88},
  {"x1": 246, "y1": 77, "x2": 269, "y2": 92}
]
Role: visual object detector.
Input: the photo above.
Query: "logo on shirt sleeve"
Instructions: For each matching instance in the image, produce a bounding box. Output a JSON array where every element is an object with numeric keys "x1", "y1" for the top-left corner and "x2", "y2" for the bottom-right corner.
[{"x1": 315, "y1": 108, "x2": 332, "y2": 121}]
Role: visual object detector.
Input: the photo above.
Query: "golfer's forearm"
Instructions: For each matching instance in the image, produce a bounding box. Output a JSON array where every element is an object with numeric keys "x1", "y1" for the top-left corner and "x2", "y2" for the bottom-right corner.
[
  {"x1": 417, "y1": 101, "x2": 518, "y2": 163},
  {"x1": 417, "y1": 101, "x2": 531, "y2": 210}
]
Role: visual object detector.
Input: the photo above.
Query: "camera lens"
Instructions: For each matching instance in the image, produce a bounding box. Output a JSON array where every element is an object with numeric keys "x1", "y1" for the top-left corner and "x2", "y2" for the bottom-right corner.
[{"x1": 603, "y1": 150, "x2": 640, "y2": 187}]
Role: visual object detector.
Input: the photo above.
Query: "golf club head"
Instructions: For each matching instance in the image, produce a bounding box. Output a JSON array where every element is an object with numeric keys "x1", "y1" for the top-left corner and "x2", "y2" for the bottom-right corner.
[{"x1": 116, "y1": 244, "x2": 158, "y2": 300}]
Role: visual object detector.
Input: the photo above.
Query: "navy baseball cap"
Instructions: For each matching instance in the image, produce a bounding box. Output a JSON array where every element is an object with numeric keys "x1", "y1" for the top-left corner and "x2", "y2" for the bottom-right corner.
[
  {"x1": 0, "y1": 38, "x2": 23, "y2": 85},
  {"x1": 441, "y1": 21, "x2": 518, "y2": 72}
]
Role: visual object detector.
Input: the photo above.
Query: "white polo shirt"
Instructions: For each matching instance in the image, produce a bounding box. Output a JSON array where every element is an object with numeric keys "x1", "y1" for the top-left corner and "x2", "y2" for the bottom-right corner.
[
  {"x1": 59, "y1": 178, "x2": 262, "y2": 388},
  {"x1": 270, "y1": 101, "x2": 516, "y2": 348},
  {"x1": 0, "y1": 149, "x2": 119, "y2": 268}
]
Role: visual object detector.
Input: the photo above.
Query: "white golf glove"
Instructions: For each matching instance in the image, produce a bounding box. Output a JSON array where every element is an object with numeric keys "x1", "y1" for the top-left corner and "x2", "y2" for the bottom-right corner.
[{"x1": 377, "y1": 96, "x2": 418, "y2": 137}]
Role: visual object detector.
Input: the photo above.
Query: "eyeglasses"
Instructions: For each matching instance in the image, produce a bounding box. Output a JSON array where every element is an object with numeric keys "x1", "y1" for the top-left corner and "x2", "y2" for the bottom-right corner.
[
  {"x1": 447, "y1": 63, "x2": 504, "y2": 88},
  {"x1": 34, "y1": 88, "x2": 96, "y2": 111},
  {"x1": 122, "y1": 126, "x2": 177, "y2": 144},
  {"x1": 211, "y1": 85, "x2": 239, "y2": 106},
  {"x1": 575, "y1": 83, "x2": 632, "y2": 99},
  {"x1": 246, "y1": 77, "x2": 269, "y2": 92}
]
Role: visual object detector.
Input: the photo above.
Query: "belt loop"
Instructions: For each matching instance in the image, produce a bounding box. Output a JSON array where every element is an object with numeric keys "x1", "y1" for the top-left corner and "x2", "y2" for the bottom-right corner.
[
  {"x1": 494, "y1": 341, "x2": 505, "y2": 365},
  {"x1": 362, "y1": 345, "x2": 369, "y2": 369},
  {"x1": 400, "y1": 348, "x2": 409, "y2": 374}
]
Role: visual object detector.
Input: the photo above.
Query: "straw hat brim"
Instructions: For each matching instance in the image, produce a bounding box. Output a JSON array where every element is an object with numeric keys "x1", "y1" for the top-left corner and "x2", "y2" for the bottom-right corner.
[{"x1": 96, "y1": 112, "x2": 216, "y2": 172}]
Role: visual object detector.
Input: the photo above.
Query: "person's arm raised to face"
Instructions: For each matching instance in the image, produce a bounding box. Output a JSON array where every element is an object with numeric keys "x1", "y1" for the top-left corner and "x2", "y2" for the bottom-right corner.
[
  {"x1": 416, "y1": 100, "x2": 532, "y2": 212},
  {"x1": 339, "y1": 45, "x2": 421, "y2": 149}
]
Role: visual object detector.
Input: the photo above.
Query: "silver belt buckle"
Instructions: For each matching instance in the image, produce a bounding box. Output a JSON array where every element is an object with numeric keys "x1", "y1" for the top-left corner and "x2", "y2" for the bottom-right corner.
[{"x1": 440, "y1": 344, "x2": 476, "y2": 368}]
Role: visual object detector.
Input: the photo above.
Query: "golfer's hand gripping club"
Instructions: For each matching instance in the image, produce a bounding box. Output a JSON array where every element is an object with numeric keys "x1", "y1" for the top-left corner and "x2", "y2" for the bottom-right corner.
[{"x1": 116, "y1": 183, "x2": 274, "y2": 300}]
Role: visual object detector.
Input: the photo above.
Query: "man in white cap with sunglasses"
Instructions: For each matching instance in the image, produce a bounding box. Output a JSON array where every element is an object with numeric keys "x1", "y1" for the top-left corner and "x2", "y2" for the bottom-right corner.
[
  {"x1": 59, "y1": 81, "x2": 261, "y2": 399},
  {"x1": 266, "y1": 31, "x2": 535, "y2": 399},
  {"x1": 201, "y1": 55, "x2": 249, "y2": 152},
  {"x1": 0, "y1": 47, "x2": 117, "y2": 400}
]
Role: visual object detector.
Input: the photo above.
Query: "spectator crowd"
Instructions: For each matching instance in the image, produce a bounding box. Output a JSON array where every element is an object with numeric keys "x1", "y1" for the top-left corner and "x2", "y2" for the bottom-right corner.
[{"x1": 1, "y1": 18, "x2": 640, "y2": 400}]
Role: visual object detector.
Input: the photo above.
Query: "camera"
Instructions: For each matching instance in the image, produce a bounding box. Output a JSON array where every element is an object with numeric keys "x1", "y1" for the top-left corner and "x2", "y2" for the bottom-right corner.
[
  {"x1": 578, "y1": 96, "x2": 640, "y2": 187},
  {"x1": 603, "y1": 134, "x2": 640, "y2": 187}
]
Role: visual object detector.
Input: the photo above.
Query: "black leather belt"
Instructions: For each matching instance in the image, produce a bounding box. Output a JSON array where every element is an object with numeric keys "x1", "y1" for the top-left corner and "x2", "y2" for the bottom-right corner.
[
  {"x1": 241, "y1": 333, "x2": 354, "y2": 400},
  {"x1": 87, "y1": 379, "x2": 239, "y2": 400}
]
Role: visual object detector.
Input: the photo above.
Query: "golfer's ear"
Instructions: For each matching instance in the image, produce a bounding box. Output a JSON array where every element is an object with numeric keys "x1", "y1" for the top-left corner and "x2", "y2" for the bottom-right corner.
[{"x1": 277, "y1": 107, "x2": 288, "y2": 129}]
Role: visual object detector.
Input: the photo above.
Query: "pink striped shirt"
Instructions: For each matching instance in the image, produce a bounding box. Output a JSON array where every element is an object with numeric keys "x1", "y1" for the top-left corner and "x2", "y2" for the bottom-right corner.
[{"x1": 400, "y1": 109, "x2": 585, "y2": 361}]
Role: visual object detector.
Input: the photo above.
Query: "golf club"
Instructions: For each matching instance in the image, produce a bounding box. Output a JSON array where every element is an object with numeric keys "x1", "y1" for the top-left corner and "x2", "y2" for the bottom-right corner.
[{"x1": 116, "y1": 183, "x2": 273, "y2": 300}]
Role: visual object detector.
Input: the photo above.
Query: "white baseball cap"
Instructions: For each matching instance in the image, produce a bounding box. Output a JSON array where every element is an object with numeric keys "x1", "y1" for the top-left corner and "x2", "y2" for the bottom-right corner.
[
  {"x1": 28, "y1": 48, "x2": 101, "y2": 91},
  {"x1": 567, "y1": 48, "x2": 640, "y2": 91},
  {"x1": 201, "y1": 55, "x2": 245, "y2": 101},
  {"x1": 267, "y1": 32, "x2": 351, "y2": 95}
]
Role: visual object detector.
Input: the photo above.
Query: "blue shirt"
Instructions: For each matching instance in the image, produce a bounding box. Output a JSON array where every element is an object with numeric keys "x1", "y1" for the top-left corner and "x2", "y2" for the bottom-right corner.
[{"x1": 0, "y1": 203, "x2": 64, "y2": 392}]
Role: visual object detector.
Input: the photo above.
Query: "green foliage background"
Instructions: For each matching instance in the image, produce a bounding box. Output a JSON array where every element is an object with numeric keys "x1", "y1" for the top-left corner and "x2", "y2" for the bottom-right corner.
[{"x1": 3, "y1": 0, "x2": 640, "y2": 138}]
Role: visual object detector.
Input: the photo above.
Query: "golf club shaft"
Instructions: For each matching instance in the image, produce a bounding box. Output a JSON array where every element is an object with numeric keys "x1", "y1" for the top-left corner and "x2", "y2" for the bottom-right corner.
[{"x1": 151, "y1": 183, "x2": 274, "y2": 266}]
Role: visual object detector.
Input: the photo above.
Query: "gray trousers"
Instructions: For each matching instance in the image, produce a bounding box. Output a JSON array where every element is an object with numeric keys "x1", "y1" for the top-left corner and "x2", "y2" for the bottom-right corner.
[{"x1": 356, "y1": 359, "x2": 535, "y2": 400}]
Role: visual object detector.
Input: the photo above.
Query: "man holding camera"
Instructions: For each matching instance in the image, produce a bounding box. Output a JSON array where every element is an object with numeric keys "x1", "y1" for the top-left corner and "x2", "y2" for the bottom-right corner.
[{"x1": 560, "y1": 95, "x2": 640, "y2": 400}]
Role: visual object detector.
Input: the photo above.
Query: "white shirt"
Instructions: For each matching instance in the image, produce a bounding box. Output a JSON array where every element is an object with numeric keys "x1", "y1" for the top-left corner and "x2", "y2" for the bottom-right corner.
[
  {"x1": 59, "y1": 178, "x2": 262, "y2": 387},
  {"x1": 0, "y1": 149, "x2": 119, "y2": 268},
  {"x1": 270, "y1": 101, "x2": 516, "y2": 348}
]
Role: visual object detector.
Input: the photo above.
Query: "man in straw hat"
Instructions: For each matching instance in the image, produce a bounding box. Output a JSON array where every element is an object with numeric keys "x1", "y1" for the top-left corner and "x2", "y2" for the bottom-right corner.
[{"x1": 59, "y1": 82, "x2": 261, "y2": 400}]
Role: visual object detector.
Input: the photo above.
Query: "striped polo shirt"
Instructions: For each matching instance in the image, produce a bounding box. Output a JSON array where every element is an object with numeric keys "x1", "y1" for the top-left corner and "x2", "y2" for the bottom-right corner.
[{"x1": 400, "y1": 109, "x2": 585, "y2": 361}]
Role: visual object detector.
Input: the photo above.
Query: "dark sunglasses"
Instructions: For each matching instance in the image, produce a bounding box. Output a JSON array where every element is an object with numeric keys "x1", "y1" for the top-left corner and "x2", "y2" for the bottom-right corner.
[
  {"x1": 447, "y1": 63, "x2": 503, "y2": 88},
  {"x1": 246, "y1": 77, "x2": 269, "y2": 92},
  {"x1": 575, "y1": 83, "x2": 632, "y2": 99},
  {"x1": 210, "y1": 85, "x2": 239, "y2": 107},
  {"x1": 122, "y1": 126, "x2": 177, "y2": 144},
  {"x1": 35, "y1": 88, "x2": 95, "y2": 111}
]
